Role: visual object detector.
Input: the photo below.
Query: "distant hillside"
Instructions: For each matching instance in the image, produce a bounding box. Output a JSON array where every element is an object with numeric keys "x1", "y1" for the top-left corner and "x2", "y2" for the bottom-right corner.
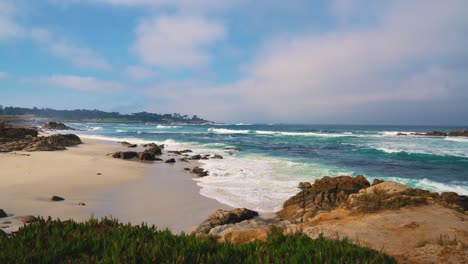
[{"x1": 0, "y1": 106, "x2": 211, "y2": 124}]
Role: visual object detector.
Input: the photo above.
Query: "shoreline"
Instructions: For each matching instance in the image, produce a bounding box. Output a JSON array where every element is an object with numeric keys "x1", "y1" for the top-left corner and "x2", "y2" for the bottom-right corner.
[{"x1": 0, "y1": 138, "x2": 231, "y2": 234}]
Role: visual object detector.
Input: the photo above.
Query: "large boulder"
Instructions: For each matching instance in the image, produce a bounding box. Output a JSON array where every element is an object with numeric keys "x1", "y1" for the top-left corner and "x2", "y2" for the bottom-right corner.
[
  {"x1": 137, "y1": 152, "x2": 157, "y2": 161},
  {"x1": 195, "y1": 208, "x2": 259, "y2": 235},
  {"x1": 440, "y1": 192, "x2": 468, "y2": 211},
  {"x1": 0, "y1": 209, "x2": 7, "y2": 218},
  {"x1": 45, "y1": 134, "x2": 82, "y2": 147},
  {"x1": 424, "y1": 131, "x2": 447, "y2": 137},
  {"x1": 41, "y1": 122, "x2": 75, "y2": 130},
  {"x1": 144, "y1": 146, "x2": 162, "y2": 156},
  {"x1": 448, "y1": 129, "x2": 468, "y2": 137},
  {"x1": 276, "y1": 175, "x2": 370, "y2": 223},
  {"x1": 191, "y1": 166, "x2": 209, "y2": 177}
]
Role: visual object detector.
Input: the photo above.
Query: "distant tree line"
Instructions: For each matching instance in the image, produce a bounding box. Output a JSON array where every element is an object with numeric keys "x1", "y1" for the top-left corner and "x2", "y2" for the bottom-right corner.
[{"x1": 0, "y1": 106, "x2": 208, "y2": 123}]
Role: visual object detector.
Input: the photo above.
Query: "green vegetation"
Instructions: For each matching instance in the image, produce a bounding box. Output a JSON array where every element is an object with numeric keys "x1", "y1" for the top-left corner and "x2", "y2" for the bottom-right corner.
[
  {"x1": 0, "y1": 106, "x2": 209, "y2": 124},
  {"x1": 0, "y1": 218, "x2": 396, "y2": 263}
]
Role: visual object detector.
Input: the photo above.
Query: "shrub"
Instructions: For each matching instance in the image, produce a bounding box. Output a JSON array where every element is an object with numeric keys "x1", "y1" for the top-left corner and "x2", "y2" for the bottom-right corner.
[{"x1": 0, "y1": 217, "x2": 396, "y2": 263}]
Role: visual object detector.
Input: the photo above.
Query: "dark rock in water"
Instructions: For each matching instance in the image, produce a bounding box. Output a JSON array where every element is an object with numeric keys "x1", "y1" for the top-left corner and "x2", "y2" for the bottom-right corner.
[
  {"x1": 372, "y1": 179, "x2": 385, "y2": 186},
  {"x1": 180, "y1": 149, "x2": 193, "y2": 153},
  {"x1": 191, "y1": 166, "x2": 209, "y2": 177},
  {"x1": 448, "y1": 129, "x2": 468, "y2": 137},
  {"x1": 396, "y1": 133, "x2": 407, "y2": 136},
  {"x1": 20, "y1": 215, "x2": 37, "y2": 224},
  {"x1": 0, "y1": 125, "x2": 38, "y2": 139},
  {"x1": 424, "y1": 131, "x2": 448, "y2": 137},
  {"x1": 191, "y1": 154, "x2": 202, "y2": 160},
  {"x1": 0, "y1": 209, "x2": 7, "y2": 218},
  {"x1": 225, "y1": 147, "x2": 241, "y2": 151},
  {"x1": 119, "y1": 141, "x2": 137, "y2": 148},
  {"x1": 138, "y1": 152, "x2": 157, "y2": 161},
  {"x1": 111, "y1": 151, "x2": 138, "y2": 160},
  {"x1": 51, "y1": 196, "x2": 65, "y2": 201},
  {"x1": 41, "y1": 122, "x2": 75, "y2": 130},
  {"x1": 195, "y1": 208, "x2": 259, "y2": 235},
  {"x1": 441, "y1": 192, "x2": 468, "y2": 211},
  {"x1": 277, "y1": 175, "x2": 370, "y2": 223},
  {"x1": 212, "y1": 154, "x2": 223, "y2": 159},
  {"x1": 165, "y1": 158, "x2": 176, "y2": 163},
  {"x1": 144, "y1": 146, "x2": 162, "y2": 156},
  {"x1": 184, "y1": 167, "x2": 190, "y2": 171},
  {"x1": 179, "y1": 158, "x2": 189, "y2": 162}
]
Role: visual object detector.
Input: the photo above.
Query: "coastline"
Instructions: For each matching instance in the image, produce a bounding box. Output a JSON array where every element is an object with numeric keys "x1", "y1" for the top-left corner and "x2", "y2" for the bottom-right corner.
[{"x1": 0, "y1": 138, "x2": 230, "y2": 234}]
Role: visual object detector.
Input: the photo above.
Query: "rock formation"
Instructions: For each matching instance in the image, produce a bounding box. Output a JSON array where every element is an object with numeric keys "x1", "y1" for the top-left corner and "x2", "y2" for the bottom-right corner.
[
  {"x1": 41, "y1": 122, "x2": 75, "y2": 130},
  {"x1": 195, "y1": 208, "x2": 259, "y2": 235}
]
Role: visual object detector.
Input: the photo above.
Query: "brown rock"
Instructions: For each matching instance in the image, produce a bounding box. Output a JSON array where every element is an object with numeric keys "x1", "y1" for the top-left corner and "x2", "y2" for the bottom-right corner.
[
  {"x1": 298, "y1": 182, "x2": 312, "y2": 190},
  {"x1": 448, "y1": 129, "x2": 468, "y2": 137},
  {"x1": 41, "y1": 122, "x2": 75, "y2": 130},
  {"x1": 19, "y1": 215, "x2": 37, "y2": 224},
  {"x1": 44, "y1": 134, "x2": 82, "y2": 147},
  {"x1": 195, "y1": 208, "x2": 259, "y2": 234},
  {"x1": 441, "y1": 192, "x2": 468, "y2": 211},
  {"x1": 219, "y1": 228, "x2": 269, "y2": 244},
  {"x1": 277, "y1": 175, "x2": 370, "y2": 222},
  {"x1": 191, "y1": 154, "x2": 202, "y2": 160},
  {"x1": 212, "y1": 154, "x2": 223, "y2": 159},
  {"x1": 191, "y1": 166, "x2": 209, "y2": 177},
  {"x1": 165, "y1": 158, "x2": 176, "y2": 163},
  {"x1": 138, "y1": 152, "x2": 157, "y2": 161},
  {"x1": 0, "y1": 125, "x2": 38, "y2": 138},
  {"x1": 372, "y1": 179, "x2": 385, "y2": 186}
]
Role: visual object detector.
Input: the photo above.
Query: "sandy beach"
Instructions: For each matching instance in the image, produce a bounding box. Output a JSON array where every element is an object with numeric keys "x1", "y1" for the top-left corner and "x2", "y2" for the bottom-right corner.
[{"x1": 0, "y1": 138, "x2": 230, "y2": 234}]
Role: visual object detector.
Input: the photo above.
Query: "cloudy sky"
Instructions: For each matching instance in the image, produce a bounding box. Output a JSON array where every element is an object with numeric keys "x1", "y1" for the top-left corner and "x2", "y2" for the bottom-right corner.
[{"x1": 0, "y1": 0, "x2": 467, "y2": 124}]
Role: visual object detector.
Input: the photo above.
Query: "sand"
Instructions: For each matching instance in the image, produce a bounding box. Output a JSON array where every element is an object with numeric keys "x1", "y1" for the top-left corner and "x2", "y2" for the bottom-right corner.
[{"x1": 0, "y1": 139, "x2": 230, "y2": 234}]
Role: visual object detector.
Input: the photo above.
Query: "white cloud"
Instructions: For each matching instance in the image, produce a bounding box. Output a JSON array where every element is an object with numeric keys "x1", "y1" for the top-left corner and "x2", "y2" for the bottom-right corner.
[
  {"x1": 0, "y1": 0, "x2": 25, "y2": 40},
  {"x1": 47, "y1": 75, "x2": 126, "y2": 92},
  {"x1": 0, "y1": 72, "x2": 9, "y2": 78},
  {"x1": 144, "y1": 0, "x2": 468, "y2": 123},
  {"x1": 132, "y1": 15, "x2": 225, "y2": 69},
  {"x1": 126, "y1": 65, "x2": 157, "y2": 80},
  {"x1": 30, "y1": 28, "x2": 112, "y2": 71}
]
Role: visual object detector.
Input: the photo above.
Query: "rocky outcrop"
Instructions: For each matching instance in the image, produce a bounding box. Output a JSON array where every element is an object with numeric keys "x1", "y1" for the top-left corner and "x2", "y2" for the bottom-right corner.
[
  {"x1": 0, "y1": 209, "x2": 7, "y2": 218},
  {"x1": 371, "y1": 178, "x2": 385, "y2": 186},
  {"x1": 165, "y1": 158, "x2": 176, "y2": 163},
  {"x1": 195, "y1": 208, "x2": 259, "y2": 235},
  {"x1": 440, "y1": 192, "x2": 468, "y2": 211},
  {"x1": 212, "y1": 154, "x2": 223, "y2": 159},
  {"x1": 137, "y1": 152, "x2": 157, "y2": 161},
  {"x1": 0, "y1": 125, "x2": 38, "y2": 138},
  {"x1": 41, "y1": 122, "x2": 75, "y2": 130},
  {"x1": 423, "y1": 131, "x2": 448, "y2": 136},
  {"x1": 44, "y1": 134, "x2": 82, "y2": 147},
  {"x1": 277, "y1": 175, "x2": 370, "y2": 223},
  {"x1": 191, "y1": 166, "x2": 209, "y2": 177},
  {"x1": 448, "y1": 129, "x2": 468, "y2": 137},
  {"x1": 190, "y1": 154, "x2": 202, "y2": 160},
  {"x1": 144, "y1": 146, "x2": 163, "y2": 156}
]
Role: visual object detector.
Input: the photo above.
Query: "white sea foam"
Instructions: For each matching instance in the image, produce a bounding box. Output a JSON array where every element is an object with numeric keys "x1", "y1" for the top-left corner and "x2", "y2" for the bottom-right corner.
[
  {"x1": 375, "y1": 176, "x2": 468, "y2": 196},
  {"x1": 208, "y1": 128, "x2": 250, "y2": 134},
  {"x1": 372, "y1": 142, "x2": 468, "y2": 158},
  {"x1": 156, "y1": 125, "x2": 181, "y2": 129},
  {"x1": 444, "y1": 137, "x2": 468, "y2": 143},
  {"x1": 116, "y1": 129, "x2": 126, "y2": 133},
  {"x1": 87, "y1": 126, "x2": 103, "y2": 131},
  {"x1": 378, "y1": 131, "x2": 417, "y2": 137}
]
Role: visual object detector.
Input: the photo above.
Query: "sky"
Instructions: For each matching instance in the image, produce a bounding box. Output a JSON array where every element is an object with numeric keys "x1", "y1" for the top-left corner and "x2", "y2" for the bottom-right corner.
[{"x1": 0, "y1": 0, "x2": 467, "y2": 125}]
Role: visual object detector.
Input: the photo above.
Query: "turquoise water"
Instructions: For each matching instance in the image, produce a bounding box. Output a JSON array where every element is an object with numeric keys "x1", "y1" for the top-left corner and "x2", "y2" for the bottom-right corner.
[{"x1": 66, "y1": 123, "x2": 468, "y2": 212}]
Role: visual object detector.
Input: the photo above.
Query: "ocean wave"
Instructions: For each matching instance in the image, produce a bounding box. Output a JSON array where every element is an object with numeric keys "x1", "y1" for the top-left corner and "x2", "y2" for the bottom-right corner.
[
  {"x1": 156, "y1": 125, "x2": 181, "y2": 129},
  {"x1": 373, "y1": 144, "x2": 468, "y2": 158},
  {"x1": 75, "y1": 134, "x2": 185, "y2": 148},
  {"x1": 116, "y1": 129, "x2": 126, "y2": 133},
  {"x1": 377, "y1": 131, "x2": 417, "y2": 137},
  {"x1": 377, "y1": 176, "x2": 468, "y2": 196},
  {"x1": 444, "y1": 137, "x2": 468, "y2": 143},
  {"x1": 208, "y1": 128, "x2": 251, "y2": 134},
  {"x1": 87, "y1": 126, "x2": 103, "y2": 131},
  {"x1": 208, "y1": 128, "x2": 354, "y2": 137}
]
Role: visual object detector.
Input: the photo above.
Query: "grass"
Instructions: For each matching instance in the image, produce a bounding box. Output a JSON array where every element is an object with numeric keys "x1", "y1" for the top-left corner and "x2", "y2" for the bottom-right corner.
[{"x1": 0, "y1": 217, "x2": 396, "y2": 263}]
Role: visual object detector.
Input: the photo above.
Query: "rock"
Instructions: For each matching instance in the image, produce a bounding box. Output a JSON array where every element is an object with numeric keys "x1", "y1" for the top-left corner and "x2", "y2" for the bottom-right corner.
[
  {"x1": 119, "y1": 141, "x2": 137, "y2": 148},
  {"x1": 0, "y1": 209, "x2": 7, "y2": 218},
  {"x1": 219, "y1": 228, "x2": 270, "y2": 244},
  {"x1": 277, "y1": 175, "x2": 370, "y2": 223},
  {"x1": 51, "y1": 196, "x2": 65, "y2": 201},
  {"x1": 111, "y1": 151, "x2": 138, "y2": 160},
  {"x1": 212, "y1": 154, "x2": 223, "y2": 159},
  {"x1": 396, "y1": 133, "x2": 407, "y2": 136},
  {"x1": 19, "y1": 215, "x2": 37, "y2": 224},
  {"x1": 195, "y1": 208, "x2": 259, "y2": 234},
  {"x1": 97, "y1": 173, "x2": 102, "y2": 175},
  {"x1": 144, "y1": 146, "x2": 162, "y2": 156},
  {"x1": 41, "y1": 122, "x2": 75, "y2": 130},
  {"x1": 298, "y1": 182, "x2": 312, "y2": 190},
  {"x1": 190, "y1": 154, "x2": 202, "y2": 160},
  {"x1": 225, "y1": 147, "x2": 241, "y2": 151},
  {"x1": 440, "y1": 192, "x2": 468, "y2": 211},
  {"x1": 165, "y1": 158, "x2": 176, "y2": 163},
  {"x1": 372, "y1": 179, "x2": 385, "y2": 186},
  {"x1": 78, "y1": 202, "x2": 86, "y2": 206},
  {"x1": 179, "y1": 158, "x2": 189, "y2": 162},
  {"x1": 138, "y1": 152, "x2": 157, "y2": 161},
  {"x1": 448, "y1": 129, "x2": 468, "y2": 137},
  {"x1": 191, "y1": 166, "x2": 209, "y2": 177},
  {"x1": 184, "y1": 167, "x2": 190, "y2": 171},
  {"x1": 44, "y1": 134, "x2": 82, "y2": 147},
  {"x1": 180, "y1": 149, "x2": 193, "y2": 153},
  {"x1": 359, "y1": 181, "x2": 409, "y2": 195},
  {"x1": 424, "y1": 131, "x2": 448, "y2": 137},
  {"x1": 0, "y1": 125, "x2": 38, "y2": 138}
]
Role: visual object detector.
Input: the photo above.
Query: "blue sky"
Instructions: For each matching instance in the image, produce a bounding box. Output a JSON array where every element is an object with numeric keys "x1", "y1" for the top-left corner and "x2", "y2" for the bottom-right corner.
[{"x1": 0, "y1": 0, "x2": 467, "y2": 125}]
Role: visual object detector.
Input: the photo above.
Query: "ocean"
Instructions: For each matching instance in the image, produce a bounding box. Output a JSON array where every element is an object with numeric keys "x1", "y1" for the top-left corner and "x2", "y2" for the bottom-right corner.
[{"x1": 66, "y1": 123, "x2": 468, "y2": 212}]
